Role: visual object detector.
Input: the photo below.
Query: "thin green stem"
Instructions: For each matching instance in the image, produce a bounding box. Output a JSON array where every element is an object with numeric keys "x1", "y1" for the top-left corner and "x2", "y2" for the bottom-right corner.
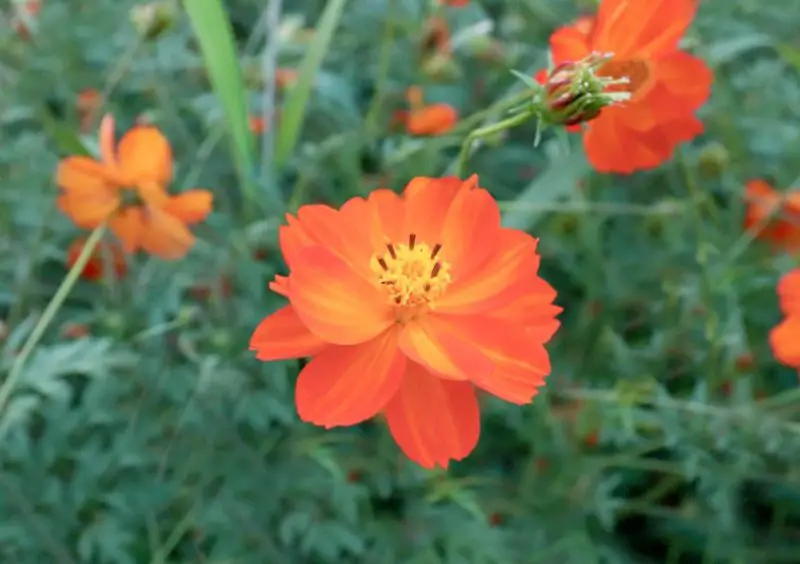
[
  {"x1": 0, "y1": 224, "x2": 106, "y2": 414},
  {"x1": 456, "y1": 111, "x2": 533, "y2": 177},
  {"x1": 363, "y1": 1, "x2": 395, "y2": 139}
]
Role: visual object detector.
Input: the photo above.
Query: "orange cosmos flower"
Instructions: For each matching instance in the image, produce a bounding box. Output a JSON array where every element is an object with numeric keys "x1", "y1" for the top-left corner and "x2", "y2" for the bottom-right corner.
[
  {"x1": 547, "y1": 0, "x2": 713, "y2": 173},
  {"x1": 743, "y1": 179, "x2": 800, "y2": 253},
  {"x1": 439, "y1": 0, "x2": 468, "y2": 6},
  {"x1": 56, "y1": 115, "x2": 213, "y2": 260},
  {"x1": 396, "y1": 86, "x2": 458, "y2": 136},
  {"x1": 769, "y1": 269, "x2": 800, "y2": 371},
  {"x1": 249, "y1": 176, "x2": 561, "y2": 469},
  {"x1": 67, "y1": 237, "x2": 128, "y2": 281}
]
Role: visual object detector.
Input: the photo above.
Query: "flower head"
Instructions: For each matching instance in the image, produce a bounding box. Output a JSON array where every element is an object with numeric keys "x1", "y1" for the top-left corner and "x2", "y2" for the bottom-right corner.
[
  {"x1": 539, "y1": 53, "x2": 632, "y2": 126},
  {"x1": 250, "y1": 176, "x2": 561, "y2": 469},
  {"x1": 56, "y1": 115, "x2": 213, "y2": 260},
  {"x1": 546, "y1": 0, "x2": 713, "y2": 173},
  {"x1": 743, "y1": 180, "x2": 800, "y2": 253},
  {"x1": 395, "y1": 87, "x2": 459, "y2": 136},
  {"x1": 67, "y1": 237, "x2": 128, "y2": 281},
  {"x1": 770, "y1": 269, "x2": 800, "y2": 371}
]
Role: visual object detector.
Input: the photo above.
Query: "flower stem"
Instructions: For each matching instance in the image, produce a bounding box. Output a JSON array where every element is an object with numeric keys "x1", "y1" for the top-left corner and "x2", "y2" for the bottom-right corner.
[
  {"x1": 456, "y1": 110, "x2": 533, "y2": 178},
  {"x1": 0, "y1": 224, "x2": 107, "y2": 414}
]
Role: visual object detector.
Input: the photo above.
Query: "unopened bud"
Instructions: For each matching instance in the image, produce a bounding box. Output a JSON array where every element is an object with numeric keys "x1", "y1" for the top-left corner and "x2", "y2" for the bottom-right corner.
[
  {"x1": 130, "y1": 1, "x2": 177, "y2": 41},
  {"x1": 541, "y1": 53, "x2": 631, "y2": 126}
]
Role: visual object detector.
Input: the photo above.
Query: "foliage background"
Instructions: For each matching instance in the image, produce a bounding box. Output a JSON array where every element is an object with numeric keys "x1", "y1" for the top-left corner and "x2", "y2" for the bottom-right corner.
[{"x1": 2, "y1": 0, "x2": 800, "y2": 562}]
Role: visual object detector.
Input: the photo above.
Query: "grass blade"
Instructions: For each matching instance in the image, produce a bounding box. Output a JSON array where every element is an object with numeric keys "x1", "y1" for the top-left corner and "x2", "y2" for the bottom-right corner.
[
  {"x1": 182, "y1": 0, "x2": 261, "y2": 210},
  {"x1": 274, "y1": 0, "x2": 349, "y2": 170}
]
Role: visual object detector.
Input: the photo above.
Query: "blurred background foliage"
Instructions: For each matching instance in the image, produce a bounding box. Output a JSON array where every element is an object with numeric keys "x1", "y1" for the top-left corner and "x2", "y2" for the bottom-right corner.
[{"x1": 2, "y1": 0, "x2": 800, "y2": 562}]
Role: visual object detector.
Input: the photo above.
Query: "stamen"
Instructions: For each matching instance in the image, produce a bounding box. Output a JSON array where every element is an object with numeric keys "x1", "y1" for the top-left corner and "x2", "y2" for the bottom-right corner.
[
  {"x1": 409, "y1": 234, "x2": 416, "y2": 250},
  {"x1": 377, "y1": 257, "x2": 389, "y2": 271},
  {"x1": 386, "y1": 243, "x2": 397, "y2": 259},
  {"x1": 431, "y1": 262, "x2": 441, "y2": 278},
  {"x1": 430, "y1": 243, "x2": 442, "y2": 259}
]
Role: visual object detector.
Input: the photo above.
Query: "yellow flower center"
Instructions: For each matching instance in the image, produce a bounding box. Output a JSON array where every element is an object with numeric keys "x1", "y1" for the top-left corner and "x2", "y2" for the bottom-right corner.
[
  {"x1": 370, "y1": 234, "x2": 452, "y2": 316},
  {"x1": 598, "y1": 58, "x2": 653, "y2": 99}
]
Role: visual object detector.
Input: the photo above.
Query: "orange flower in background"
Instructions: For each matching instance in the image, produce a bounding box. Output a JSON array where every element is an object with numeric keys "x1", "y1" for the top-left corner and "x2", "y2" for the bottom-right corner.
[
  {"x1": 770, "y1": 269, "x2": 800, "y2": 371},
  {"x1": 547, "y1": 0, "x2": 713, "y2": 173},
  {"x1": 67, "y1": 237, "x2": 128, "y2": 281},
  {"x1": 250, "y1": 176, "x2": 561, "y2": 469},
  {"x1": 57, "y1": 115, "x2": 213, "y2": 260},
  {"x1": 743, "y1": 180, "x2": 800, "y2": 252},
  {"x1": 395, "y1": 86, "x2": 458, "y2": 136},
  {"x1": 440, "y1": 0, "x2": 468, "y2": 6}
]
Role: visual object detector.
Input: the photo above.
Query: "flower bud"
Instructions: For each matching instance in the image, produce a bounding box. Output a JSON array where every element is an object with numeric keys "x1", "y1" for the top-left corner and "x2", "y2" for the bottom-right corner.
[
  {"x1": 541, "y1": 53, "x2": 631, "y2": 126},
  {"x1": 130, "y1": 0, "x2": 177, "y2": 41}
]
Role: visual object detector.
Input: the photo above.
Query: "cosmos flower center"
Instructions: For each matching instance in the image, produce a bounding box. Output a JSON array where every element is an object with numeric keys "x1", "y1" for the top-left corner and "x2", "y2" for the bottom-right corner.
[
  {"x1": 370, "y1": 234, "x2": 452, "y2": 310},
  {"x1": 598, "y1": 58, "x2": 653, "y2": 99}
]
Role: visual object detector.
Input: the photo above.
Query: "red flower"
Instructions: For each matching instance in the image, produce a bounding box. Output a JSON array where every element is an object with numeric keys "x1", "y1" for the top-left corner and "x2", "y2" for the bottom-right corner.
[
  {"x1": 67, "y1": 237, "x2": 128, "y2": 282},
  {"x1": 770, "y1": 269, "x2": 800, "y2": 371},
  {"x1": 743, "y1": 179, "x2": 800, "y2": 253},
  {"x1": 250, "y1": 177, "x2": 561, "y2": 468},
  {"x1": 546, "y1": 0, "x2": 713, "y2": 173}
]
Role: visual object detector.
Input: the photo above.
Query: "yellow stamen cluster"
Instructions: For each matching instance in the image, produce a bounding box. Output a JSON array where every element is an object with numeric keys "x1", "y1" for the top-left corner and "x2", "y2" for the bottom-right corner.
[{"x1": 371, "y1": 234, "x2": 451, "y2": 309}]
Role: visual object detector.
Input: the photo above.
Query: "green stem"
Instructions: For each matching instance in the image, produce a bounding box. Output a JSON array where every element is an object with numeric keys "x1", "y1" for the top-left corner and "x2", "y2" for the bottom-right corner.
[
  {"x1": 0, "y1": 224, "x2": 106, "y2": 414},
  {"x1": 363, "y1": 1, "x2": 395, "y2": 139},
  {"x1": 456, "y1": 111, "x2": 533, "y2": 178}
]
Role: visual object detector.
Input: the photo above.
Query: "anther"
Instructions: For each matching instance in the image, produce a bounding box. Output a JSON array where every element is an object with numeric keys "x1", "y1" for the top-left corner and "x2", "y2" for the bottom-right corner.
[
  {"x1": 377, "y1": 258, "x2": 389, "y2": 271},
  {"x1": 430, "y1": 244, "x2": 442, "y2": 259},
  {"x1": 409, "y1": 234, "x2": 416, "y2": 250},
  {"x1": 431, "y1": 262, "x2": 441, "y2": 278},
  {"x1": 386, "y1": 243, "x2": 397, "y2": 259}
]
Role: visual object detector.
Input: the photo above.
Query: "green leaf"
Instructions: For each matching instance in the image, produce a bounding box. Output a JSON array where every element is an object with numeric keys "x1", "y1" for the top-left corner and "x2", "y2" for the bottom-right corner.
[
  {"x1": 275, "y1": 0, "x2": 349, "y2": 170},
  {"x1": 182, "y1": 0, "x2": 256, "y2": 205}
]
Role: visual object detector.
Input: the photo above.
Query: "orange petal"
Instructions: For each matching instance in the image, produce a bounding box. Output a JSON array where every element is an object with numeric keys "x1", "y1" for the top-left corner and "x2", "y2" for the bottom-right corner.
[
  {"x1": 139, "y1": 206, "x2": 195, "y2": 260},
  {"x1": 403, "y1": 176, "x2": 466, "y2": 245},
  {"x1": 163, "y1": 189, "x2": 214, "y2": 224},
  {"x1": 288, "y1": 246, "x2": 395, "y2": 345},
  {"x1": 549, "y1": 24, "x2": 592, "y2": 62},
  {"x1": 440, "y1": 179, "x2": 501, "y2": 277},
  {"x1": 367, "y1": 189, "x2": 406, "y2": 249},
  {"x1": 279, "y1": 215, "x2": 316, "y2": 268},
  {"x1": 116, "y1": 125, "x2": 173, "y2": 185},
  {"x1": 398, "y1": 315, "x2": 493, "y2": 381},
  {"x1": 777, "y1": 269, "x2": 800, "y2": 315},
  {"x1": 492, "y1": 277, "x2": 562, "y2": 342},
  {"x1": 109, "y1": 206, "x2": 144, "y2": 254},
  {"x1": 433, "y1": 314, "x2": 552, "y2": 404},
  {"x1": 437, "y1": 228, "x2": 539, "y2": 314},
  {"x1": 56, "y1": 157, "x2": 120, "y2": 227},
  {"x1": 250, "y1": 305, "x2": 328, "y2": 361},
  {"x1": 593, "y1": 0, "x2": 697, "y2": 59},
  {"x1": 769, "y1": 316, "x2": 800, "y2": 369},
  {"x1": 406, "y1": 104, "x2": 458, "y2": 136},
  {"x1": 384, "y1": 362, "x2": 480, "y2": 469},
  {"x1": 295, "y1": 328, "x2": 405, "y2": 427},
  {"x1": 269, "y1": 275, "x2": 291, "y2": 297},
  {"x1": 295, "y1": 202, "x2": 374, "y2": 278}
]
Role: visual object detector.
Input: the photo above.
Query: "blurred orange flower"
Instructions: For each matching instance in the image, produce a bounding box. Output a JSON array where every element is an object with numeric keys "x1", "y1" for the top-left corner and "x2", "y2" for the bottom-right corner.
[
  {"x1": 67, "y1": 237, "x2": 128, "y2": 281},
  {"x1": 439, "y1": 0, "x2": 468, "y2": 6},
  {"x1": 250, "y1": 176, "x2": 561, "y2": 469},
  {"x1": 546, "y1": 0, "x2": 712, "y2": 173},
  {"x1": 56, "y1": 115, "x2": 213, "y2": 260},
  {"x1": 743, "y1": 180, "x2": 800, "y2": 252},
  {"x1": 395, "y1": 86, "x2": 458, "y2": 136},
  {"x1": 249, "y1": 115, "x2": 267, "y2": 134},
  {"x1": 770, "y1": 269, "x2": 800, "y2": 371}
]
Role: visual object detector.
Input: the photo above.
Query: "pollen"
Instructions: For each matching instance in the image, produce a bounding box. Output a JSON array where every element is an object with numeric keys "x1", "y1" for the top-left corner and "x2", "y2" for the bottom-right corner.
[{"x1": 370, "y1": 234, "x2": 452, "y2": 309}]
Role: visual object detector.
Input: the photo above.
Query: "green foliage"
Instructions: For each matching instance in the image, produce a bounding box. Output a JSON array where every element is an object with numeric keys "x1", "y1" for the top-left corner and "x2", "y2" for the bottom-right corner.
[{"x1": 2, "y1": 0, "x2": 800, "y2": 562}]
